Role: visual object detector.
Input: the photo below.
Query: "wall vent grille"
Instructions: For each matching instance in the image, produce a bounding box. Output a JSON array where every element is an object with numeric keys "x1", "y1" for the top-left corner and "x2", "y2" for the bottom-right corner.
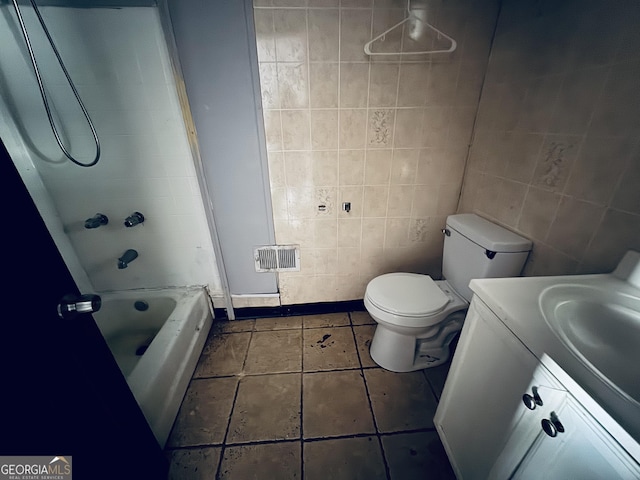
[{"x1": 254, "y1": 245, "x2": 300, "y2": 272}]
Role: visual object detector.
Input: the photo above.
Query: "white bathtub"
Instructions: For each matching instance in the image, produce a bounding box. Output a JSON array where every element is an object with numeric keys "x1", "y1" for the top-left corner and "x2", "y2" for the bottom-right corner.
[{"x1": 93, "y1": 287, "x2": 213, "y2": 447}]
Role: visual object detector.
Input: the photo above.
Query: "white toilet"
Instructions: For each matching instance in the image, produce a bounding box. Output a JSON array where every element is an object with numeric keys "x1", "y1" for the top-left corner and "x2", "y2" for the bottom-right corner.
[{"x1": 364, "y1": 213, "x2": 532, "y2": 372}]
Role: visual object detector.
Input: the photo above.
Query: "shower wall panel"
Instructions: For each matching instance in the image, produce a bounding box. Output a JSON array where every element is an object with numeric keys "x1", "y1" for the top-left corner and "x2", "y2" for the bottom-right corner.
[{"x1": 0, "y1": 5, "x2": 222, "y2": 293}]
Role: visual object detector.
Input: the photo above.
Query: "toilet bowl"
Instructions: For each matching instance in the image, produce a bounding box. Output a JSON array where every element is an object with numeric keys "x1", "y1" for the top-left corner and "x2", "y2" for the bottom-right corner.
[
  {"x1": 364, "y1": 213, "x2": 532, "y2": 372},
  {"x1": 365, "y1": 273, "x2": 467, "y2": 372}
]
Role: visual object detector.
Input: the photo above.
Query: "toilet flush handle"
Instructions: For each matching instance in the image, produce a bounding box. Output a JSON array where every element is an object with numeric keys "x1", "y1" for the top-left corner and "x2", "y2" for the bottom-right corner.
[{"x1": 442, "y1": 228, "x2": 451, "y2": 236}]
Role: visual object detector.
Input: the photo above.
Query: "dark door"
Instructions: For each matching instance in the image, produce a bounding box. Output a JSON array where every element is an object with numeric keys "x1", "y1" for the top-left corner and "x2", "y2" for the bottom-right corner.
[{"x1": 0, "y1": 138, "x2": 167, "y2": 479}]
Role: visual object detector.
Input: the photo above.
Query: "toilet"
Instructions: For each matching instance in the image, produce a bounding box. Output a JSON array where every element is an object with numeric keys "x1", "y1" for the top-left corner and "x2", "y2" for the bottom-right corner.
[{"x1": 364, "y1": 213, "x2": 532, "y2": 372}]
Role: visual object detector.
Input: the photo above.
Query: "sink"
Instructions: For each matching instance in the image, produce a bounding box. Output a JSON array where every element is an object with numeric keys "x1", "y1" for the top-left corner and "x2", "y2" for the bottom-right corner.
[{"x1": 539, "y1": 284, "x2": 640, "y2": 406}]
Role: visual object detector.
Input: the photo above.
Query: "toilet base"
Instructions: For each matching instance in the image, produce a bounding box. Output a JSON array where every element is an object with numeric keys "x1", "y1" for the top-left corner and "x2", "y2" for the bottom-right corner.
[{"x1": 369, "y1": 312, "x2": 466, "y2": 372}]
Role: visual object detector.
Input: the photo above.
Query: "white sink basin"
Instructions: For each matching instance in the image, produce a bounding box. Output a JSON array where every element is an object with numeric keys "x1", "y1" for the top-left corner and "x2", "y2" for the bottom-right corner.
[{"x1": 539, "y1": 284, "x2": 640, "y2": 405}]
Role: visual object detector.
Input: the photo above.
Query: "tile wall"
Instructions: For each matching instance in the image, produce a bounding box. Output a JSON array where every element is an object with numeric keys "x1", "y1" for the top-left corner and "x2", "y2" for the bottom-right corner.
[
  {"x1": 459, "y1": 0, "x2": 640, "y2": 275},
  {"x1": 254, "y1": 0, "x2": 498, "y2": 304},
  {"x1": 0, "y1": 6, "x2": 221, "y2": 293}
]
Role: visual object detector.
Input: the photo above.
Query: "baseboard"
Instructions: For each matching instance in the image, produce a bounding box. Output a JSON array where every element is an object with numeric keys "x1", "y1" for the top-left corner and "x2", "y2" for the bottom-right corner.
[
  {"x1": 231, "y1": 293, "x2": 281, "y2": 308},
  {"x1": 210, "y1": 293, "x2": 282, "y2": 309},
  {"x1": 213, "y1": 299, "x2": 366, "y2": 321}
]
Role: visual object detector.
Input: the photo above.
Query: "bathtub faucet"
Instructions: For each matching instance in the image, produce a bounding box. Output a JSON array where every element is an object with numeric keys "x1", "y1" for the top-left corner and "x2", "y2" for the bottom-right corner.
[
  {"x1": 124, "y1": 211, "x2": 145, "y2": 227},
  {"x1": 118, "y1": 249, "x2": 139, "y2": 269},
  {"x1": 85, "y1": 213, "x2": 108, "y2": 229}
]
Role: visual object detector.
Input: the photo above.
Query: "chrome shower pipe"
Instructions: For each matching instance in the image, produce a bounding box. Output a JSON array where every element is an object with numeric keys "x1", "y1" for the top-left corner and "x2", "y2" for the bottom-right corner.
[{"x1": 11, "y1": 0, "x2": 101, "y2": 167}]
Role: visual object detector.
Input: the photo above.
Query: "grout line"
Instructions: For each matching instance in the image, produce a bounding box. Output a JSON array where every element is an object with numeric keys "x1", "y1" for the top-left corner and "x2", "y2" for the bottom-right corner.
[
  {"x1": 222, "y1": 438, "x2": 303, "y2": 448},
  {"x1": 253, "y1": 5, "x2": 404, "y2": 10},
  {"x1": 204, "y1": 426, "x2": 442, "y2": 449},
  {"x1": 349, "y1": 323, "x2": 392, "y2": 480},
  {"x1": 357, "y1": 8, "x2": 375, "y2": 285},
  {"x1": 335, "y1": 3, "x2": 342, "y2": 257},
  {"x1": 305, "y1": 3, "x2": 313, "y2": 233},
  {"x1": 257, "y1": 105, "x2": 456, "y2": 111},
  {"x1": 164, "y1": 443, "x2": 223, "y2": 452},
  {"x1": 215, "y1": 380, "x2": 240, "y2": 480},
  {"x1": 422, "y1": 367, "x2": 445, "y2": 403},
  {"x1": 307, "y1": 426, "x2": 442, "y2": 443},
  {"x1": 214, "y1": 327, "x2": 255, "y2": 479},
  {"x1": 300, "y1": 307, "x2": 305, "y2": 480},
  {"x1": 164, "y1": 425, "x2": 443, "y2": 451}
]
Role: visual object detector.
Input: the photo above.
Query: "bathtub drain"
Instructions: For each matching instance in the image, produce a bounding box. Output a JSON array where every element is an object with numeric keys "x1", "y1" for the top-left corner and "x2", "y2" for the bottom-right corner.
[{"x1": 134, "y1": 300, "x2": 149, "y2": 311}]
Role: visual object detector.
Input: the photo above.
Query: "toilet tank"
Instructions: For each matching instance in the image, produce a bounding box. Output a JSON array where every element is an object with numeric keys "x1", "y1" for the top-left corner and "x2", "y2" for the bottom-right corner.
[{"x1": 443, "y1": 214, "x2": 532, "y2": 301}]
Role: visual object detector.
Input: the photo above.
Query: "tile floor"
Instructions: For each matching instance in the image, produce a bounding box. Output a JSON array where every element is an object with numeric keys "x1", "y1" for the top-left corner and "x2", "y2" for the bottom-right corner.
[{"x1": 165, "y1": 311, "x2": 456, "y2": 480}]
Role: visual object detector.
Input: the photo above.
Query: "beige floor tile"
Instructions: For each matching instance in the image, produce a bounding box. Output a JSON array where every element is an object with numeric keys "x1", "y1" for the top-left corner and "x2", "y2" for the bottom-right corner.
[
  {"x1": 382, "y1": 431, "x2": 456, "y2": 480},
  {"x1": 194, "y1": 332, "x2": 251, "y2": 378},
  {"x1": 303, "y1": 370, "x2": 375, "y2": 438},
  {"x1": 302, "y1": 312, "x2": 350, "y2": 328},
  {"x1": 365, "y1": 369, "x2": 438, "y2": 433},
  {"x1": 211, "y1": 319, "x2": 255, "y2": 334},
  {"x1": 227, "y1": 373, "x2": 301, "y2": 443},
  {"x1": 255, "y1": 315, "x2": 302, "y2": 331},
  {"x1": 219, "y1": 442, "x2": 301, "y2": 480},
  {"x1": 304, "y1": 437, "x2": 387, "y2": 480},
  {"x1": 244, "y1": 330, "x2": 302, "y2": 374},
  {"x1": 303, "y1": 326, "x2": 359, "y2": 371},
  {"x1": 167, "y1": 377, "x2": 238, "y2": 447},
  {"x1": 350, "y1": 311, "x2": 376, "y2": 325},
  {"x1": 168, "y1": 446, "x2": 221, "y2": 480},
  {"x1": 353, "y1": 325, "x2": 377, "y2": 368}
]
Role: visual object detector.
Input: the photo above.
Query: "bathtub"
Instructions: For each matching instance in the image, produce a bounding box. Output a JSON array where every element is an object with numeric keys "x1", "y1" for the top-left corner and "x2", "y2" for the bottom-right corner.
[{"x1": 93, "y1": 287, "x2": 213, "y2": 447}]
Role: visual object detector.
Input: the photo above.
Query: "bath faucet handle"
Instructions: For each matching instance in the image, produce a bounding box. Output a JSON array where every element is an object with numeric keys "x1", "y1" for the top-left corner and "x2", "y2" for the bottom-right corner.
[
  {"x1": 124, "y1": 212, "x2": 145, "y2": 227},
  {"x1": 85, "y1": 213, "x2": 109, "y2": 229}
]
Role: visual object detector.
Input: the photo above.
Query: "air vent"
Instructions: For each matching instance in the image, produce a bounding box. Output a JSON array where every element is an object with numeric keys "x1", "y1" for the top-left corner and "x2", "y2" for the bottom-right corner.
[{"x1": 254, "y1": 245, "x2": 300, "y2": 272}]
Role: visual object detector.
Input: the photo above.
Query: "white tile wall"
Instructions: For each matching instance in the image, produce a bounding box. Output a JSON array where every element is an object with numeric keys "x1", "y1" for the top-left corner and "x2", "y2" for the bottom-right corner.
[{"x1": 0, "y1": 5, "x2": 221, "y2": 293}]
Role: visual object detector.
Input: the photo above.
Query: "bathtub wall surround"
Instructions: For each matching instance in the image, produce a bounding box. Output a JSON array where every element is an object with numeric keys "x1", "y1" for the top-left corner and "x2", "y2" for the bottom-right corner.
[
  {"x1": 254, "y1": 0, "x2": 499, "y2": 305},
  {"x1": 458, "y1": 0, "x2": 640, "y2": 276},
  {"x1": 0, "y1": 5, "x2": 222, "y2": 294}
]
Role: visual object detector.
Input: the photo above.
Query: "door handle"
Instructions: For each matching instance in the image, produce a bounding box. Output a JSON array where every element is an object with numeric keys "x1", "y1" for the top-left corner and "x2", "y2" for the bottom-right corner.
[{"x1": 57, "y1": 294, "x2": 101, "y2": 319}]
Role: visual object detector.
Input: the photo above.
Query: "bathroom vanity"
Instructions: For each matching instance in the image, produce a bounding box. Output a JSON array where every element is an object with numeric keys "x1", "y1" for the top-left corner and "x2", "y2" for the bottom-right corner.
[{"x1": 434, "y1": 252, "x2": 640, "y2": 479}]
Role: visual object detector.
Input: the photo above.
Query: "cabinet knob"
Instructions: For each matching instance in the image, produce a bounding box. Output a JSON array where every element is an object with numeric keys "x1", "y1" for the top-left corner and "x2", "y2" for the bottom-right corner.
[
  {"x1": 541, "y1": 412, "x2": 565, "y2": 437},
  {"x1": 522, "y1": 386, "x2": 544, "y2": 410}
]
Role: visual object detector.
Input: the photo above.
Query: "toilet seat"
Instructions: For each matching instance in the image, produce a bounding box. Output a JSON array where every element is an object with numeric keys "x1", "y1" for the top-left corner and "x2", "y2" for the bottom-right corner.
[{"x1": 365, "y1": 273, "x2": 450, "y2": 318}]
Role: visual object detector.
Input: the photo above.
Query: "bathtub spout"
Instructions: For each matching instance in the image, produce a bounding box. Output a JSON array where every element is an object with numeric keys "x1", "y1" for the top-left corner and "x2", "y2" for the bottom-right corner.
[{"x1": 118, "y1": 249, "x2": 138, "y2": 269}]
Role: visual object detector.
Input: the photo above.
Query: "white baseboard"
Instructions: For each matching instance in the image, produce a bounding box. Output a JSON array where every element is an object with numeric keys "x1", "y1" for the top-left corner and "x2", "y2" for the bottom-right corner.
[{"x1": 210, "y1": 293, "x2": 281, "y2": 309}]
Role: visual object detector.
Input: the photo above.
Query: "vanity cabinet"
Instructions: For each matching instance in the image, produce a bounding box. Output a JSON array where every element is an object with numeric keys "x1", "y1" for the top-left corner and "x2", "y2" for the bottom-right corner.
[
  {"x1": 434, "y1": 296, "x2": 640, "y2": 479},
  {"x1": 505, "y1": 390, "x2": 640, "y2": 479}
]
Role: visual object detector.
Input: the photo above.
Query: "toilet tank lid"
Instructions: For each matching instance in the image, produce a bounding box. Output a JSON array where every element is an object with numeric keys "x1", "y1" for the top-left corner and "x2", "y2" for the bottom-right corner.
[{"x1": 446, "y1": 214, "x2": 532, "y2": 253}]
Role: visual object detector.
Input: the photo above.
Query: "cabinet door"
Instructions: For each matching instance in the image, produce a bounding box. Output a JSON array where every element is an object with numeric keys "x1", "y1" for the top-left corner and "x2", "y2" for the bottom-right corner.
[
  {"x1": 488, "y1": 370, "x2": 567, "y2": 479},
  {"x1": 434, "y1": 298, "x2": 563, "y2": 480},
  {"x1": 512, "y1": 396, "x2": 640, "y2": 479}
]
